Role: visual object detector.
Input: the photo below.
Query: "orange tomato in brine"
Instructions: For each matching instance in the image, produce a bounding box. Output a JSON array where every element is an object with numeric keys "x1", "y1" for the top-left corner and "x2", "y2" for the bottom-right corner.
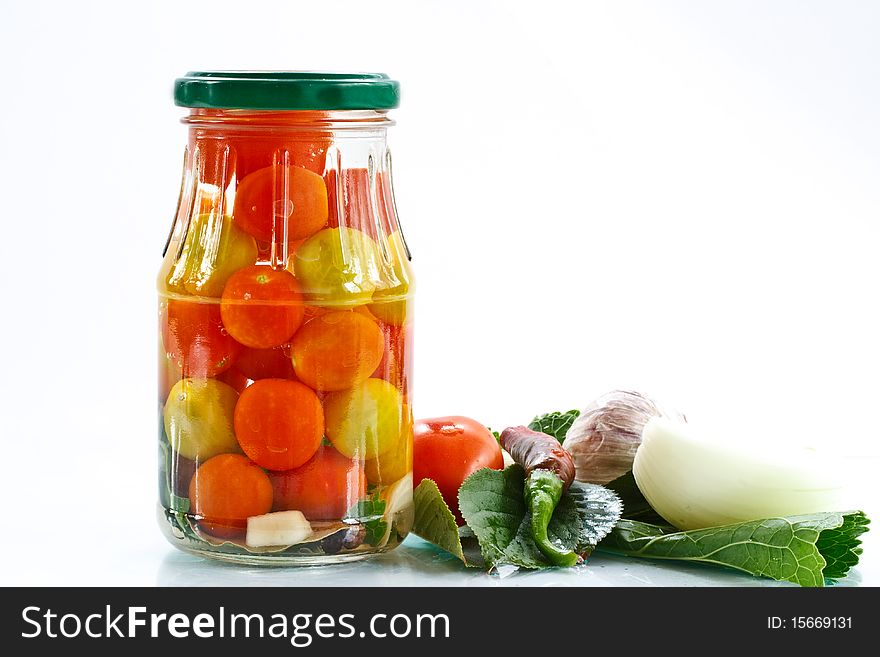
[
  {"x1": 291, "y1": 311, "x2": 384, "y2": 392},
  {"x1": 270, "y1": 446, "x2": 366, "y2": 521},
  {"x1": 228, "y1": 127, "x2": 331, "y2": 180},
  {"x1": 220, "y1": 265, "x2": 305, "y2": 349},
  {"x1": 233, "y1": 165, "x2": 329, "y2": 243},
  {"x1": 189, "y1": 454, "x2": 273, "y2": 537},
  {"x1": 233, "y1": 379, "x2": 324, "y2": 471},
  {"x1": 163, "y1": 299, "x2": 242, "y2": 377}
]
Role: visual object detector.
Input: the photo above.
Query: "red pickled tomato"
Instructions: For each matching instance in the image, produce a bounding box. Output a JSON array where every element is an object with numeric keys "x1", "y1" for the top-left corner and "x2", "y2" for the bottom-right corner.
[
  {"x1": 216, "y1": 367, "x2": 251, "y2": 394},
  {"x1": 187, "y1": 117, "x2": 330, "y2": 195},
  {"x1": 371, "y1": 321, "x2": 412, "y2": 395},
  {"x1": 163, "y1": 299, "x2": 241, "y2": 377},
  {"x1": 189, "y1": 454, "x2": 273, "y2": 538},
  {"x1": 233, "y1": 165, "x2": 328, "y2": 243},
  {"x1": 291, "y1": 311, "x2": 385, "y2": 392},
  {"x1": 325, "y1": 168, "x2": 397, "y2": 242},
  {"x1": 375, "y1": 169, "x2": 398, "y2": 236},
  {"x1": 270, "y1": 446, "x2": 366, "y2": 521},
  {"x1": 233, "y1": 379, "x2": 324, "y2": 471},
  {"x1": 413, "y1": 416, "x2": 504, "y2": 524},
  {"x1": 326, "y1": 168, "x2": 375, "y2": 241},
  {"x1": 220, "y1": 265, "x2": 305, "y2": 349},
  {"x1": 218, "y1": 345, "x2": 298, "y2": 393},
  {"x1": 235, "y1": 345, "x2": 297, "y2": 381},
  {"x1": 226, "y1": 124, "x2": 331, "y2": 179}
]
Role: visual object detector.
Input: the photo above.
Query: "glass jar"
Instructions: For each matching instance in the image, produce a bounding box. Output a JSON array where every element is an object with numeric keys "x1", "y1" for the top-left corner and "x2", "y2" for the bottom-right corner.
[{"x1": 157, "y1": 72, "x2": 414, "y2": 565}]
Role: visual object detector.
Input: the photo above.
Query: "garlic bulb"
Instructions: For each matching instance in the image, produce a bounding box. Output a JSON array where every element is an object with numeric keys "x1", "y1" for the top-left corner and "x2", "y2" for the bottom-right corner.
[
  {"x1": 633, "y1": 417, "x2": 850, "y2": 531},
  {"x1": 562, "y1": 390, "x2": 683, "y2": 484}
]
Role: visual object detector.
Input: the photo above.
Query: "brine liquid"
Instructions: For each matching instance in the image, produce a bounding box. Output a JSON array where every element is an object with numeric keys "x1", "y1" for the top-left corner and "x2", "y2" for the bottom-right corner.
[{"x1": 158, "y1": 295, "x2": 413, "y2": 565}]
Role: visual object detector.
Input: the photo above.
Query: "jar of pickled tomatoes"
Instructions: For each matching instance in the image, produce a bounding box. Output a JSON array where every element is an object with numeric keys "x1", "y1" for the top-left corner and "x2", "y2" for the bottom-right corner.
[{"x1": 157, "y1": 72, "x2": 414, "y2": 564}]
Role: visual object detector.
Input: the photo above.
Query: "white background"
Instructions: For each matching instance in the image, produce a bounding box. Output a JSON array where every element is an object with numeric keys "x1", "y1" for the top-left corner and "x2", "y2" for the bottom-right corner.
[{"x1": 1, "y1": 0, "x2": 878, "y2": 586}]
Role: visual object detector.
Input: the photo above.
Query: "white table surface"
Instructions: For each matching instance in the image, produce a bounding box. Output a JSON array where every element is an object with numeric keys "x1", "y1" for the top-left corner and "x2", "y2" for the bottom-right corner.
[
  {"x1": 5, "y1": 503, "x2": 876, "y2": 587},
  {"x1": 153, "y1": 534, "x2": 877, "y2": 588}
]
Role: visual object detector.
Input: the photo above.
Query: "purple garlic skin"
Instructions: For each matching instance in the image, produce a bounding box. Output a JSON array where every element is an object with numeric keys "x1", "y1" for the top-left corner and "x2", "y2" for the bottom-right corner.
[{"x1": 562, "y1": 390, "x2": 684, "y2": 485}]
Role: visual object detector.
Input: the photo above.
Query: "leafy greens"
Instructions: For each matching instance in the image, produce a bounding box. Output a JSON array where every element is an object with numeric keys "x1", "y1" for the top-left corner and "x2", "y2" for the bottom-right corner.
[
  {"x1": 412, "y1": 479, "x2": 472, "y2": 566},
  {"x1": 457, "y1": 465, "x2": 621, "y2": 569},
  {"x1": 599, "y1": 511, "x2": 869, "y2": 587},
  {"x1": 345, "y1": 495, "x2": 388, "y2": 547},
  {"x1": 527, "y1": 410, "x2": 580, "y2": 444},
  {"x1": 412, "y1": 466, "x2": 622, "y2": 570},
  {"x1": 606, "y1": 470, "x2": 667, "y2": 524}
]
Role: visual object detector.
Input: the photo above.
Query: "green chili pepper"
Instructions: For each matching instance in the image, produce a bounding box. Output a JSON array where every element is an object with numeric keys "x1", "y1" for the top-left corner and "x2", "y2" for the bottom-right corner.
[
  {"x1": 524, "y1": 469, "x2": 579, "y2": 566},
  {"x1": 500, "y1": 426, "x2": 580, "y2": 567}
]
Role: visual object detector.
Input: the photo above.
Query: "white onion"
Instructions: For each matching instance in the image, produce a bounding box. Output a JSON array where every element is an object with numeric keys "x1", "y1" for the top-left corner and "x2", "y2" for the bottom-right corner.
[{"x1": 633, "y1": 417, "x2": 850, "y2": 530}]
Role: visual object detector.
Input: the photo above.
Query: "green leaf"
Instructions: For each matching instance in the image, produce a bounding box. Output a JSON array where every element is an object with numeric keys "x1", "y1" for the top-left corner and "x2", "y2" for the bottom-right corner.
[
  {"x1": 166, "y1": 508, "x2": 202, "y2": 544},
  {"x1": 345, "y1": 496, "x2": 387, "y2": 520},
  {"x1": 458, "y1": 465, "x2": 622, "y2": 570},
  {"x1": 527, "y1": 410, "x2": 580, "y2": 444},
  {"x1": 411, "y1": 480, "x2": 485, "y2": 567},
  {"x1": 363, "y1": 520, "x2": 388, "y2": 546},
  {"x1": 599, "y1": 511, "x2": 870, "y2": 587},
  {"x1": 413, "y1": 480, "x2": 464, "y2": 562},
  {"x1": 158, "y1": 436, "x2": 174, "y2": 509},
  {"x1": 345, "y1": 495, "x2": 388, "y2": 547},
  {"x1": 169, "y1": 493, "x2": 191, "y2": 513},
  {"x1": 606, "y1": 470, "x2": 667, "y2": 524},
  {"x1": 816, "y1": 512, "x2": 870, "y2": 580},
  {"x1": 458, "y1": 465, "x2": 531, "y2": 568}
]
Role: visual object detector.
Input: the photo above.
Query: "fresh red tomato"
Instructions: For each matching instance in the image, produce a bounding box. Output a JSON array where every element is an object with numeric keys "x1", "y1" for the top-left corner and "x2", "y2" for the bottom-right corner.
[
  {"x1": 162, "y1": 299, "x2": 242, "y2": 377},
  {"x1": 220, "y1": 265, "x2": 305, "y2": 349},
  {"x1": 269, "y1": 445, "x2": 366, "y2": 521},
  {"x1": 413, "y1": 416, "x2": 504, "y2": 524}
]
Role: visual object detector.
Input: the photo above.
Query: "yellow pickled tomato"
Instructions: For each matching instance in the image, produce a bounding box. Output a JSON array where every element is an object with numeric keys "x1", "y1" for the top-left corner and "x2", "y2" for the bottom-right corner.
[
  {"x1": 364, "y1": 422, "x2": 413, "y2": 485},
  {"x1": 163, "y1": 378, "x2": 242, "y2": 461},
  {"x1": 164, "y1": 213, "x2": 258, "y2": 298},
  {"x1": 324, "y1": 378, "x2": 407, "y2": 461},
  {"x1": 368, "y1": 231, "x2": 414, "y2": 326},
  {"x1": 291, "y1": 227, "x2": 382, "y2": 307}
]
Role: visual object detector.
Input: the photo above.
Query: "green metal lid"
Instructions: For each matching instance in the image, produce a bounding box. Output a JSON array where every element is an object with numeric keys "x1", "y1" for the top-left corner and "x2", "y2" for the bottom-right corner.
[{"x1": 174, "y1": 71, "x2": 400, "y2": 110}]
